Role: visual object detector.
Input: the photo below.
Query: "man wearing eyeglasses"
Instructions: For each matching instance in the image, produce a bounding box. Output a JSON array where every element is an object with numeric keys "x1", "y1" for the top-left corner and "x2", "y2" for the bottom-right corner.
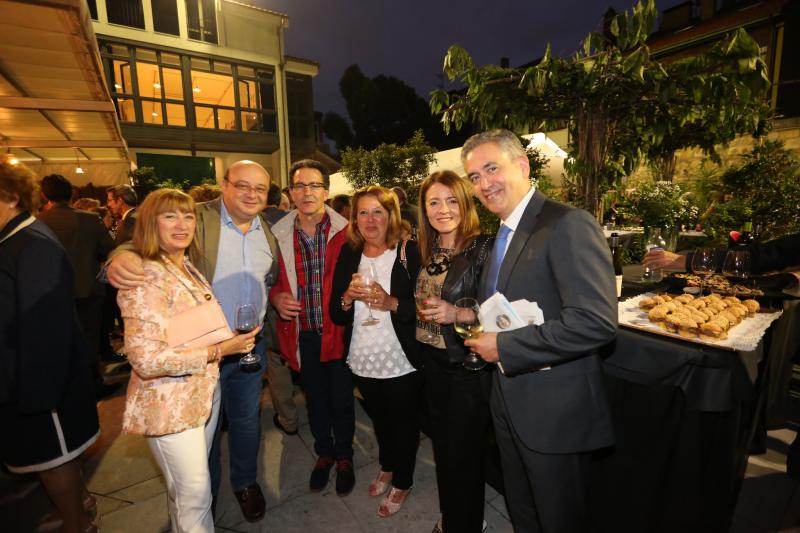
[
  {"x1": 106, "y1": 160, "x2": 279, "y2": 524},
  {"x1": 269, "y1": 159, "x2": 356, "y2": 496}
]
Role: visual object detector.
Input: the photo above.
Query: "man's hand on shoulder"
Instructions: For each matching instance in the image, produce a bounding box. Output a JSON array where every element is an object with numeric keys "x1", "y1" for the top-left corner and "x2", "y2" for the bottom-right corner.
[{"x1": 107, "y1": 250, "x2": 146, "y2": 289}]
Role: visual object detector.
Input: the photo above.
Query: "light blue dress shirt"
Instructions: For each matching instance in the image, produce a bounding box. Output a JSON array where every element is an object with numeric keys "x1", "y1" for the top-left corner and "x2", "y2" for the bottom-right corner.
[{"x1": 212, "y1": 201, "x2": 273, "y2": 329}]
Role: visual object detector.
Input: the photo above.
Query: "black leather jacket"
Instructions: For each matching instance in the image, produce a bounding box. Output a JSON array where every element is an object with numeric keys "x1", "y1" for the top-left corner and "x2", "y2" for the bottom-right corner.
[{"x1": 431, "y1": 234, "x2": 494, "y2": 365}]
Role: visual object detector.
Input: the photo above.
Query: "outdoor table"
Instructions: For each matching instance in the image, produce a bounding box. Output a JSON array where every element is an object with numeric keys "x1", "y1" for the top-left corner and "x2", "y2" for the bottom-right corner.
[{"x1": 589, "y1": 291, "x2": 799, "y2": 532}]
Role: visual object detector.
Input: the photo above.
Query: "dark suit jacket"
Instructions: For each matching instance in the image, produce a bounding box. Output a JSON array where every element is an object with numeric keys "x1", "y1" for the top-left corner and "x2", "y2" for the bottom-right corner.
[
  {"x1": 38, "y1": 204, "x2": 114, "y2": 299},
  {"x1": 113, "y1": 208, "x2": 136, "y2": 246},
  {"x1": 483, "y1": 190, "x2": 618, "y2": 454}
]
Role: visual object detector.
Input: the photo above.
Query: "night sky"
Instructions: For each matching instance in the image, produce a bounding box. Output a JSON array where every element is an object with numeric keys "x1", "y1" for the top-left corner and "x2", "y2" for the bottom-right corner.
[{"x1": 258, "y1": 0, "x2": 685, "y2": 119}]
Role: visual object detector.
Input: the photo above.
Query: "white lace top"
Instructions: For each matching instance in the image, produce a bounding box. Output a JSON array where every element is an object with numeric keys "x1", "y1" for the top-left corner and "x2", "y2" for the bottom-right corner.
[{"x1": 348, "y1": 248, "x2": 416, "y2": 379}]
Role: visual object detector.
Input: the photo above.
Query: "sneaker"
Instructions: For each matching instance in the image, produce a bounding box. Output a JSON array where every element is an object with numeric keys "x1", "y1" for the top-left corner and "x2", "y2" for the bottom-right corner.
[
  {"x1": 309, "y1": 456, "x2": 334, "y2": 492},
  {"x1": 335, "y1": 459, "x2": 355, "y2": 496}
]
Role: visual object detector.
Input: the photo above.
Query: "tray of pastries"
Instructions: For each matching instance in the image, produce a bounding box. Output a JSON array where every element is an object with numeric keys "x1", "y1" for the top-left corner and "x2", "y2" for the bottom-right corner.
[
  {"x1": 618, "y1": 292, "x2": 782, "y2": 351},
  {"x1": 669, "y1": 273, "x2": 764, "y2": 297}
]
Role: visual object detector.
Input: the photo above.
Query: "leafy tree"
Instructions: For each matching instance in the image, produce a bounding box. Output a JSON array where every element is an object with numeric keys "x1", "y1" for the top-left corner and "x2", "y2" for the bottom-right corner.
[
  {"x1": 130, "y1": 166, "x2": 191, "y2": 200},
  {"x1": 339, "y1": 130, "x2": 435, "y2": 203},
  {"x1": 430, "y1": 0, "x2": 771, "y2": 218},
  {"x1": 324, "y1": 65, "x2": 472, "y2": 153},
  {"x1": 700, "y1": 140, "x2": 800, "y2": 244}
]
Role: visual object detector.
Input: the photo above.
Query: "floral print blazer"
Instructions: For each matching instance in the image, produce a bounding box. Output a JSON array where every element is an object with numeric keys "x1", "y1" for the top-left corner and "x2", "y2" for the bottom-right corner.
[{"x1": 118, "y1": 257, "x2": 219, "y2": 436}]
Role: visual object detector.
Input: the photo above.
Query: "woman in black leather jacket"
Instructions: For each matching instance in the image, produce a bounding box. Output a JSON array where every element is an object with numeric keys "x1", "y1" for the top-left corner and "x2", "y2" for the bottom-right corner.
[{"x1": 415, "y1": 170, "x2": 493, "y2": 533}]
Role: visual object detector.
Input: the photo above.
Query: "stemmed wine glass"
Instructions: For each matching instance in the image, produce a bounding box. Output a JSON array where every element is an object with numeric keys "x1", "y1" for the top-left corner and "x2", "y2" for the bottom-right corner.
[
  {"x1": 359, "y1": 261, "x2": 380, "y2": 326},
  {"x1": 722, "y1": 249, "x2": 752, "y2": 285},
  {"x1": 691, "y1": 248, "x2": 718, "y2": 296},
  {"x1": 235, "y1": 303, "x2": 261, "y2": 371},
  {"x1": 454, "y1": 297, "x2": 485, "y2": 371},
  {"x1": 415, "y1": 277, "x2": 435, "y2": 343}
]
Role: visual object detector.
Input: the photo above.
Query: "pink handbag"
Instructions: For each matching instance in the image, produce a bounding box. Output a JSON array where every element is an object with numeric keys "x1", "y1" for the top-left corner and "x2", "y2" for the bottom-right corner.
[{"x1": 167, "y1": 299, "x2": 234, "y2": 348}]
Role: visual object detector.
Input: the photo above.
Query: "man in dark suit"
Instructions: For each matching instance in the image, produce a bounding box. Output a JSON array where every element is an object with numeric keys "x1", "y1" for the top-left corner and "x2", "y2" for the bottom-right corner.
[
  {"x1": 38, "y1": 174, "x2": 117, "y2": 399},
  {"x1": 462, "y1": 130, "x2": 618, "y2": 532},
  {"x1": 106, "y1": 184, "x2": 137, "y2": 245}
]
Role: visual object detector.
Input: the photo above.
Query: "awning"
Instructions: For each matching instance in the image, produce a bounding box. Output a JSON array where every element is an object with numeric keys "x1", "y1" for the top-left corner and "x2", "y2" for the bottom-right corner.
[{"x1": 0, "y1": 0, "x2": 130, "y2": 186}]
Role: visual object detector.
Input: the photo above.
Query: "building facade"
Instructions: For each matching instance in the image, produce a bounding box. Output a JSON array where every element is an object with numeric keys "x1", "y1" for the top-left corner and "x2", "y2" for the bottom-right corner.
[{"x1": 88, "y1": 0, "x2": 318, "y2": 186}]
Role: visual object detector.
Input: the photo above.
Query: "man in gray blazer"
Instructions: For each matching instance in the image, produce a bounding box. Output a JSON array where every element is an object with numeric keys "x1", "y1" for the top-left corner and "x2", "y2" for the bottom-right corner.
[{"x1": 462, "y1": 130, "x2": 618, "y2": 532}]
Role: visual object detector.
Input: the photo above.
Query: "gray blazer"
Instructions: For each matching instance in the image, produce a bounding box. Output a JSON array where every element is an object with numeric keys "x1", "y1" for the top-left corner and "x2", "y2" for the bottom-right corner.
[{"x1": 484, "y1": 190, "x2": 618, "y2": 454}]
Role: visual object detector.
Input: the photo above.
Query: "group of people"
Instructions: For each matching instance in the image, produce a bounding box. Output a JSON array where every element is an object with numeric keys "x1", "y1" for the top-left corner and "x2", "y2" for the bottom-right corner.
[{"x1": 4, "y1": 126, "x2": 793, "y2": 533}]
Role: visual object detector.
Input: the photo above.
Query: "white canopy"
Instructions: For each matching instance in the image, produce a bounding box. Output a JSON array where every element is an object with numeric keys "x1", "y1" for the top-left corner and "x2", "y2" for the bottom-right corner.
[{"x1": 328, "y1": 132, "x2": 568, "y2": 196}]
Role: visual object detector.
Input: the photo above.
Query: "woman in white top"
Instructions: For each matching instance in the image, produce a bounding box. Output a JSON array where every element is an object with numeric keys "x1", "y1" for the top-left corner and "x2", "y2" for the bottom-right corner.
[{"x1": 329, "y1": 186, "x2": 422, "y2": 518}]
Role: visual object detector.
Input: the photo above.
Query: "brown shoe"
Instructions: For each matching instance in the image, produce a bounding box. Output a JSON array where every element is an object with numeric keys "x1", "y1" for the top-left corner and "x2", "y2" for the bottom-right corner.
[{"x1": 233, "y1": 484, "x2": 266, "y2": 522}]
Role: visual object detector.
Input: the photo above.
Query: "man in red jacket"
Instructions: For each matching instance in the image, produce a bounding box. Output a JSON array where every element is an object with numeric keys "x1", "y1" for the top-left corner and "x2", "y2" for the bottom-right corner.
[{"x1": 269, "y1": 160, "x2": 355, "y2": 496}]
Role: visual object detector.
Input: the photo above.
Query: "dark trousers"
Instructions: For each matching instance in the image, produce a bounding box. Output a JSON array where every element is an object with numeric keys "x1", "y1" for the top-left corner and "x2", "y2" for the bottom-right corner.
[
  {"x1": 491, "y1": 375, "x2": 591, "y2": 533},
  {"x1": 99, "y1": 286, "x2": 119, "y2": 358},
  {"x1": 425, "y1": 350, "x2": 491, "y2": 533},
  {"x1": 299, "y1": 330, "x2": 355, "y2": 460},
  {"x1": 354, "y1": 370, "x2": 422, "y2": 490},
  {"x1": 74, "y1": 296, "x2": 103, "y2": 390}
]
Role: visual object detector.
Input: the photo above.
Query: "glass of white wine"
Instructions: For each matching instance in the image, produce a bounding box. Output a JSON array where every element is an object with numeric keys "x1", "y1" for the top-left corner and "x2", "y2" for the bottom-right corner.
[
  {"x1": 359, "y1": 261, "x2": 380, "y2": 326},
  {"x1": 454, "y1": 297, "x2": 485, "y2": 371},
  {"x1": 415, "y1": 277, "x2": 435, "y2": 343}
]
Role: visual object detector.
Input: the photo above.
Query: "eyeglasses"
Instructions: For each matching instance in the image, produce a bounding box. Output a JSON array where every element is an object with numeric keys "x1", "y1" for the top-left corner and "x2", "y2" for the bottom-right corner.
[
  {"x1": 290, "y1": 182, "x2": 326, "y2": 191},
  {"x1": 227, "y1": 179, "x2": 268, "y2": 195}
]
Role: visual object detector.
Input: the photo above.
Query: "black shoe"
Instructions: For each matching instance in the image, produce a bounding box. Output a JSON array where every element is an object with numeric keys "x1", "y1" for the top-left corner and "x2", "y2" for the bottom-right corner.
[
  {"x1": 101, "y1": 351, "x2": 127, "y2": 363},
  {"x1": 787, "y1": 436, "x2": 800, "y2": 480},
  {"x1": 273, "y1": 413, "x2": 298, "y2": 436},
  {"x1": 310, "y1": 456, "x2": 334, "y2": 492},
  {"x1": 335, "y1": 458, "x2": 355, "y2": 497},
  {"x1": 96, "y1": 382, "x2": 122, "y2": 401}
]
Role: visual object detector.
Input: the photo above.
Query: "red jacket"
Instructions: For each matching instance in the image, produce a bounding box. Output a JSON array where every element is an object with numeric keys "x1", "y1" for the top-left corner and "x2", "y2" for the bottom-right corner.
[{"x1": 268, "y1": 209, "x2": 348, "y2": 371}]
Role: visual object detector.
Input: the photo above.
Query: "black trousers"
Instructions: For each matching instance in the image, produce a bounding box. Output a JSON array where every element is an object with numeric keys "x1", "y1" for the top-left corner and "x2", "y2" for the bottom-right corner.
[
  {"x1": 424, "y1": 348, "x2": 491, "y2": 533},
  {"x1": 354, "y1": 370, "x2": 422, "y2": 490},
  {"x1": 74, "y1": 296, "x2": 103, "y2": 390},
  {"x1": 491, "y1": 374, "x2": 592, "y2": 533}
]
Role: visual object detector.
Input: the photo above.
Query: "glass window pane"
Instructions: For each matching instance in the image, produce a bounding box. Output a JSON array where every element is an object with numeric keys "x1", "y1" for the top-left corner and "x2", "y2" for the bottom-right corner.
[
  {"x1": 195, "y1": 105, "x2": 215, "y2": 128},
  {"x1": 111, "y1": 60, "x2": 133, "y2": 94},
  {"x1": 259, "y1": 82, "x2": 275, "y2": 111},
  {"x1": 152, "y1": 0, "x2": 180, "y2": 35},
  {"x1": 136, "y1": 48, "x2": 158, "y2": 63},
  {"x1": 137, "y1": 62, "x2": 162, "y2": 99},
  {"x1": 185, "y1": 0, "x2": 201, "y2": 40},
  {"x1": 214, "y1": 62, "x2": 232, "y2": 74},
  {"x1": 257, "y1": 69, "x2": 274, "y2": 81},
  {"x1": 114, "y1": 97, "x2": 135, "y2": 122},
  {"x1": 261, "y1": 113, "x2": 277, "y2": 133},
  {"x1": 191, "y1": 70, "x2": 235, "y2": 107},
  {"x1": 217, "y1": 108, "x2": 236, "y2": 130},
  {"x1": 107, "y1": 0, "x2": 145, "y2": 29},
  {"x1": 142, "y1": 100, "x2": 164, "y2": 125},
  {"x1": 166, "y1": 103, "x2": 186, "y2": 126},
  {"x1": 162, "y1": 68, "x2": 184, "y2": 100},
  {"x1": 237, "y1": 66, "x2": 255, "y2": 78},
  {"x1": 238, "y1": 79, "x2": 257, "y2": 109},
  {"x1": 201, "y1": 0, "x2": 218, "y2": 44},
  {"x1": 160, "y1": 52, "x2": 181, "y2": 66},
  {"x1": 191, "y1": 57, "x2": 211, "y2": 71},
  {"x1": 241, "y1": 111, "x2": 259, "y2": 132}
]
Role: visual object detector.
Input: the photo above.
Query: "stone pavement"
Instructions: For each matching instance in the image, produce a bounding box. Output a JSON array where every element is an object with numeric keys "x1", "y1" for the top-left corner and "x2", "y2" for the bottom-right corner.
[{"x1": 1, "y1": 367, "x2": 798, "y2": 532}]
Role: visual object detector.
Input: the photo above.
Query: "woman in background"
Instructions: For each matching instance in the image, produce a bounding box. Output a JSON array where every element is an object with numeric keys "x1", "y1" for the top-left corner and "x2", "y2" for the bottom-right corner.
[{"x1": 0, "y1": 160, "x2": 100, "y2": 533}]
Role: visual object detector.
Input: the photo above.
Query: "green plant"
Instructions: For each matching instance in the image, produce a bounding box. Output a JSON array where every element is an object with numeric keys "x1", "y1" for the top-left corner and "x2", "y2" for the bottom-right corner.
[
  {"x1": 700, "y1": 140, "x2": 800, "y2": 245},
  {"x1": 431, "y1": 0, "x2": 771, "y2": 218},
  {"x1": 628, "y1": 180, "x2": 698, "y2": 228},
  {"x1": 130, "y1": 166, "x2": 192, "y2": 201}
]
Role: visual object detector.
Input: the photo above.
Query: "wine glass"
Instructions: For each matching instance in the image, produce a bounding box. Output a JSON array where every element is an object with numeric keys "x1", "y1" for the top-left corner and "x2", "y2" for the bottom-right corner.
[
  {"x1": 359, "y1": 261, "x2": 380, "y2": 326},
  {"x1": 235, "y1": 303, "x2": 261, "y2": 371},
  {"x1": 691, "y1": 248, "x2": 718, "y2": 296},
  {"x1": 722, "y1": 249, "x2": 751, "y2": 284},
  {"x1": 415, "y1": 277, "x2": 435, "y2": 343},
  {"x1": 454, "y1": 297, "x2": 486, "y2": 371}
]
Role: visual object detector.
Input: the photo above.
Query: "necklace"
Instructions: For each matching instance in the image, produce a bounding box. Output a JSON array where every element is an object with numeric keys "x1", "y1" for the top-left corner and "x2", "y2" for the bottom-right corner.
[{"x1": 426, "y1": 246, "x2": 453, "y2": 276}]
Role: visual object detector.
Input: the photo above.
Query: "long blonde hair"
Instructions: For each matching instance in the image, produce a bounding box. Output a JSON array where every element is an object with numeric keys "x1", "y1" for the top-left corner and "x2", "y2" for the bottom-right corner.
[{"x1": 132, "y1": 189, "x2": 199, "y2": 261}]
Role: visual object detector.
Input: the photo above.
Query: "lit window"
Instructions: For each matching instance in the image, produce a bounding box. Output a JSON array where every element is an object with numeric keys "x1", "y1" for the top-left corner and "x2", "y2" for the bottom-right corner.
[{"x1": 137, "y1": 62, "x2": 162, "y2": 99}]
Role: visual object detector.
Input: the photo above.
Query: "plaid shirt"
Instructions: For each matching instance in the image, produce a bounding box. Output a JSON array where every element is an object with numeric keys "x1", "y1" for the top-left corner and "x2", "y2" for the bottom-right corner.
[{"x1": 293, "y1": 214, "x2": 331, "y2": 331}]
